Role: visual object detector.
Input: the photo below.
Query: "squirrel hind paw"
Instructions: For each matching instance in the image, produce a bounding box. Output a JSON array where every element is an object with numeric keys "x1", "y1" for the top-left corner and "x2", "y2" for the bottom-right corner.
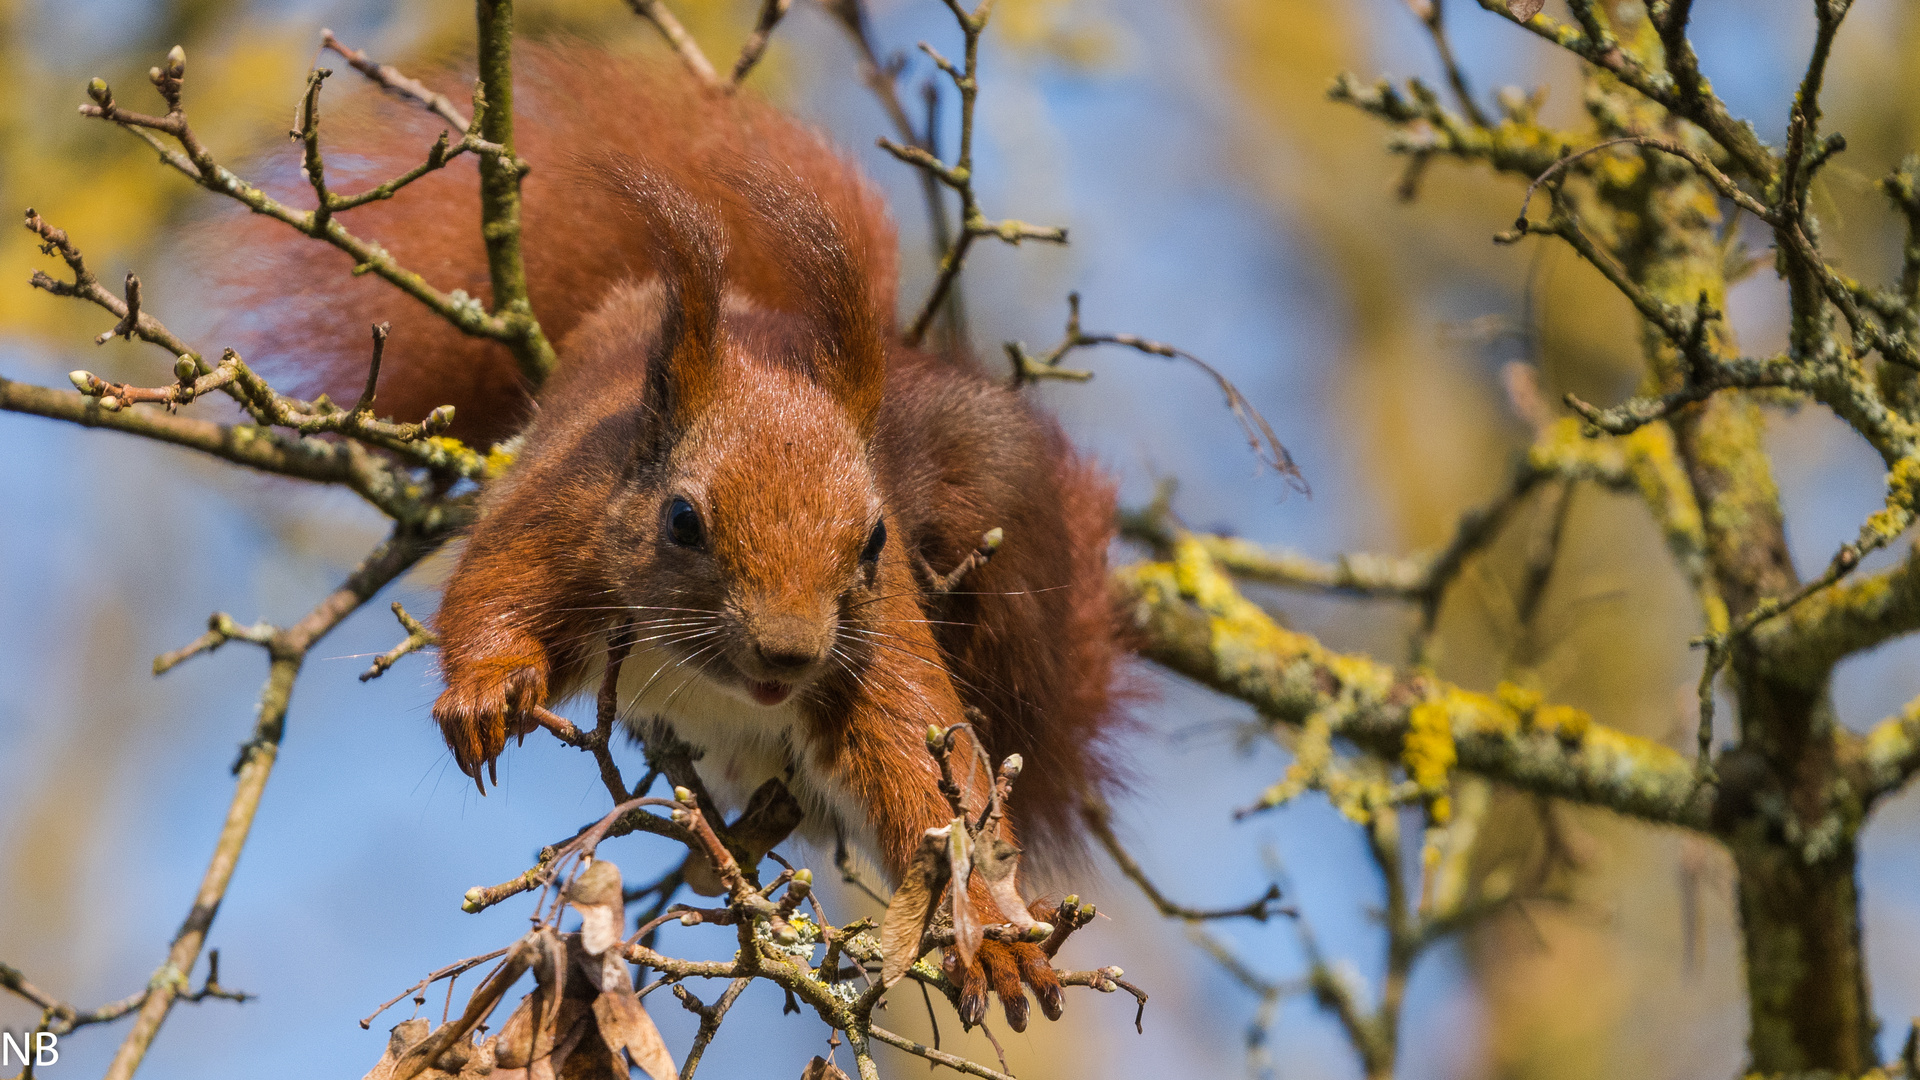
[{"x1": 946, "y1": 939, "x2": 1060, "y2": 1034}]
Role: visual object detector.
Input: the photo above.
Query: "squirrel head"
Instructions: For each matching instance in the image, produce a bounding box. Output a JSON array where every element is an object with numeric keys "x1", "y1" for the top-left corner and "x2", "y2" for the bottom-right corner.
[{"x1": 592, "y1": 162, "x2": 893, "y2": 710}]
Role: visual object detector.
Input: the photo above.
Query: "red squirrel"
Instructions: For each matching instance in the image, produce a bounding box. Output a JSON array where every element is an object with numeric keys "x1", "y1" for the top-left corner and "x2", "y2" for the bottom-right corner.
[{"x1": 219, "y1": 43, "x2": 1126, "y2": 1030}]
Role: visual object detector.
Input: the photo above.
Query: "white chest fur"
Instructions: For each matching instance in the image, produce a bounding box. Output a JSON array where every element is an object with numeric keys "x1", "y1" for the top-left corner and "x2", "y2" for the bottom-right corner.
[{"x1": 606, "y1": 644, "x2": 879, "y2": 862}]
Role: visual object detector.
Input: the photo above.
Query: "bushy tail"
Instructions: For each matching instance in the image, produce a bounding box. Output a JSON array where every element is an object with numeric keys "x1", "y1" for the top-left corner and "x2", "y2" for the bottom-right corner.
[{"x1": 206, "y1": 42, "x2": 897, "y2": 446}]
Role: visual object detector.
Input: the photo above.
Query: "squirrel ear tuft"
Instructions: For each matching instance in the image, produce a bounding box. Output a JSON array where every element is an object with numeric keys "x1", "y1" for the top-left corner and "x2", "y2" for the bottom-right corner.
[
  {"x1": 601, "y1": 159, "x2": 728, "y2": 430},
  {"x1": 722, "y1": 158, "x2": 887, "y2": 439}
]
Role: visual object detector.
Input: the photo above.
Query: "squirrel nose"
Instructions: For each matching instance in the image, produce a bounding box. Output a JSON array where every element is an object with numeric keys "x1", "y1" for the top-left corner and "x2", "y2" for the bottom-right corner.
[
  {"x1": 756, "y1": 643, "x2": 821, "y2": 672},
  {"x1": 746, "y1": 611, "x2": 830, "y2": 673}
]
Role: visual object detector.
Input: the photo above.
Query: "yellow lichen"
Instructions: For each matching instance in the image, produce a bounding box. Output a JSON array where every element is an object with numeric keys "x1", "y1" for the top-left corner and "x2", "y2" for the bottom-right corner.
[
  {"x1": 1441, "y1": 687, "x2": 1516, "y2": 737},
  {"x1": 1864, "y1": 697, "x2": 1920, "y2": 784},
  {"x1": 1403, "y1": 700, "x2": 1458, "y2": 824},
  {"x1": 1252, "y1": 710, "x2": 1334, "y2": 813},
  {"x1": 1497, "y1": 680, "x2": 1543, "y2": 721},
  {"x1": 1536, "y1": 703, "x2": 1591, "y2": 743},
  {"x1": 1530, "y1": 417, "x2": 1628, "y2": 480},
  {"x1": 1863, "y1": 455, "x2": 1920, "y2": 543},
  {"x1": 482, "y1": 440, "x2": 518, "y2": 477},
  {"x1": 1326, "y1": 653, "x2": 1393, "y2": 701},
  {"x1": 1173, "y1": 536, "x2": 1328, "y2": 672}
]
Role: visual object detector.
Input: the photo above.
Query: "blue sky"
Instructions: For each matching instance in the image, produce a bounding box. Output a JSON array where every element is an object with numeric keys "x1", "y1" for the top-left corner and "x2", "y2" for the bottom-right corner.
[{"x1": 4, "y1": 2, "x2": 1920, "y2": 1078}]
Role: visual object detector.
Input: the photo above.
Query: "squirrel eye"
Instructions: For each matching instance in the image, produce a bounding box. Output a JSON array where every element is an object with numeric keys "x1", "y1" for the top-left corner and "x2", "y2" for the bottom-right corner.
[
  {"x1": 860, "y1": 519, "x2": 887, "y2": 564},
  {"x1": 666, "y1": 497, "x2": 705, "y2": 548}
]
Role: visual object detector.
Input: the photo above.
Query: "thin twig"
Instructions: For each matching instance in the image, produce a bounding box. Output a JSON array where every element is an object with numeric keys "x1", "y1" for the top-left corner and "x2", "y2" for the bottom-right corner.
[
  {"x1": 1084, "y1": 802, "x2": 1290, "y2": 922},
  {"x1": 731, "y1": 0, "x2": 791, "y2": 85},
  {"x1": 104, "y1": 529, "x2": 436, "y2": 1080},
  {"x1": 895, "y1": 0, "x2": 1068, "y2": 347},
  {"x1": 360, "y1": 602, "x2": 438, "y2": 682},
  {"x1": 626, "y1": 0, "x2": 722, "y2": 87}
]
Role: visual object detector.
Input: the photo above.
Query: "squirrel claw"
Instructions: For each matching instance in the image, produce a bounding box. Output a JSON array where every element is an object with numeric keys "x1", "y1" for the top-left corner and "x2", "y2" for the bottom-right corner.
[
  {"x1": 946, "y1": 939, "x2": 1060, "y2": 1034},
  {"x1": 433, "y1": 657, "x2": 549, "y2": 797},
  {"x1": 1019, "y1": 941, "x2": 1064, "y2": 1021}
]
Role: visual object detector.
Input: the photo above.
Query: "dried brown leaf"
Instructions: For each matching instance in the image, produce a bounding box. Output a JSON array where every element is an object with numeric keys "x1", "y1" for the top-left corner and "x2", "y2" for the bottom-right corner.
[
  {"x1": 732, "y1": 777, "x2": 805, "y2": 856},
  {"x1": 495, "y1": 996, "x2": 538, "y2": 1069},
  {"x1": 567, "y1": 860, "x2": 625, "y2": 957},
  {"x1": 975, "y1": 837, "x2": 1044, "y2": 935},
  {"x1": 947, "y1": 821, "x2": 981, "y2": 967},
  {"x1": 431, "y1": 1038, "x2": 476, "y2": 1075},
  {"x1": 680, "y1": 849, "x2": 727, "y2": 897},
  {"x1": 505, "y1": 988, "x2": 592, "y2": 1080},
  {"x1": 455, "y1": 1035, "x2": 500, "y2": 1079},
  {"x1": 593, "y1": 990, "x2": 678, "y2": 1080},
  {"x1": 392, "y1": 936, "x2": 537, "y2": 1080},
  {"x1": 880, "y1": 826, "x2": 953, "y2": 986},
  {"x1": 567, "y1": 932, "x2": 630, "y2": 997},
  {"x1": 497, "y1": 988, "x2": 591, "y2": 1072},
  {"x1": 555, "y1": 1020, "x2": 628, "y2": 1080},
  {"x1": 802, "y1": 1056, "x2": 852, "y2": 1080},
  {"x1": 544, "y1": 1002, "x2": 595, "y2": 1079},
  {"x1": 1507, "y1": 0, "x2": 1545, "y2": 18},
  {"x1": 364, "y1": 1018, "x2": 431, "y2": 1080}
]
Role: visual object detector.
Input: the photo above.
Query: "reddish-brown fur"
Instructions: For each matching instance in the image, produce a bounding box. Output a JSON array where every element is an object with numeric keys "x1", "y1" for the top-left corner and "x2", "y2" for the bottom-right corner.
[{"x1": 213, "y1": 42, "x2": 1124, "y2": 1031}]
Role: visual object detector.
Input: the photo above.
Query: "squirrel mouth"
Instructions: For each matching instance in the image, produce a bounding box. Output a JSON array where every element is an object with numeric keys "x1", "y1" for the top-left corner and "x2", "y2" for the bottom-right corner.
[{"x1": 746, "y1": 679, "x2": 793, "y2": 707}]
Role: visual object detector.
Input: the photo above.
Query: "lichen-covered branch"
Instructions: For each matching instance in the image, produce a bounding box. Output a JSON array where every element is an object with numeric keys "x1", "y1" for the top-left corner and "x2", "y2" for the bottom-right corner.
[
  {"x1": 0, "y1": 374, "x2": 471, "y2": 529},
  {"x1": 1754, "y1": 540, "x2": 1920, "y2": 691},
  {"x1": 1863, "y1": 694, "x2": 1920, "y2": 800},
  {"x1": 1472, "y1": 0, "x2": 1774, "y2": 179},
  {"x1": 1120, "y1": 536, "x2": 1711, "y2": 829}
]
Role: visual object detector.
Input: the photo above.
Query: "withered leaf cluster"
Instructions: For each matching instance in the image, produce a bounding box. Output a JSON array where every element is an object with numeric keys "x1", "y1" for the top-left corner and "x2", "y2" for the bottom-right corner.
[
  {"x1": 362, "y1": 862, "x2": 674, "y2": 1080},
  {"x1": 878, "y1": 740, "x2": 1051, "y2": 984}
]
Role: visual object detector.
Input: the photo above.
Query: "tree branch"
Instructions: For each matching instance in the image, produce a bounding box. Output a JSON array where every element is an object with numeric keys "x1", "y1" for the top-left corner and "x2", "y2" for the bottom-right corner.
[
  {"x1": 103, "y1": 528, "x2": 434, "y2": 1080},
  {"x1": 1119, "y1": 537, "x2": 1713, "y2": 830}
]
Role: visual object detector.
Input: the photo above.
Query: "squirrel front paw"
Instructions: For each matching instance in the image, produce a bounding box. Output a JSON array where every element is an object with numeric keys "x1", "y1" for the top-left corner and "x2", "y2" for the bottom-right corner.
[
  {"x1": 432, "y1": 653, "x2": 549, "y2": 792},
  {"x1": 944, "y1": 938, "x2": 1063, "y2": 1033}
]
